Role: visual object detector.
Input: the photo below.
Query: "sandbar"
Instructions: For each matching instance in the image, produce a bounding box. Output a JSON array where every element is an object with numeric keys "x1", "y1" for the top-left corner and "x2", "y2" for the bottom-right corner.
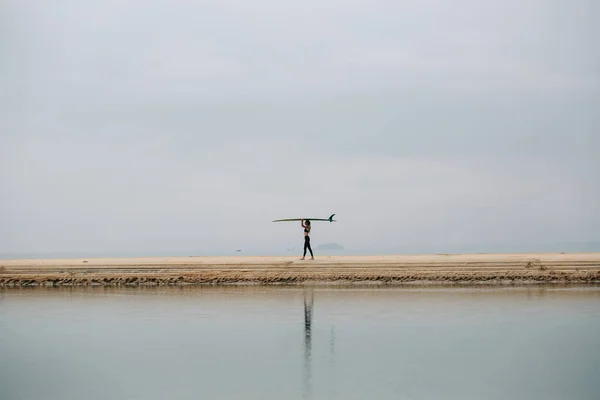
[{"x1": 1, "y1": 253, "x2": 600, "y2": 287}]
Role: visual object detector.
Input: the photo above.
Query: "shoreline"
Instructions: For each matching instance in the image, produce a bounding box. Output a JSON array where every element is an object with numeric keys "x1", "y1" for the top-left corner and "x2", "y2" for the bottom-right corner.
[{"x1": 1, "y1": 253, "x2": 600, "y2": 287}]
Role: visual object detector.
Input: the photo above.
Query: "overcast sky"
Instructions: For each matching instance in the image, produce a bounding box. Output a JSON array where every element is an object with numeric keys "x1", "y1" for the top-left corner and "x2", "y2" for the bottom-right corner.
[{"x1": 1, "y1": 0, "x2": 599, "y2": 256}]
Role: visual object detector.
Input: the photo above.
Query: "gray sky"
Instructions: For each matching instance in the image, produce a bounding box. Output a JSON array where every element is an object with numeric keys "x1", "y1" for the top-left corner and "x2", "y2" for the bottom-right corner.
[{"x1": 1, "y1": 0, "x2": 599, "y2": 255}]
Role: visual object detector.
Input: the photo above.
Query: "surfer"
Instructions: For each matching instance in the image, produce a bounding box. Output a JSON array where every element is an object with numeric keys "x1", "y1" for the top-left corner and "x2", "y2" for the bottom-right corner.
[{"x1": 301, "y1": 219, "x2": 314, "y2": 260}]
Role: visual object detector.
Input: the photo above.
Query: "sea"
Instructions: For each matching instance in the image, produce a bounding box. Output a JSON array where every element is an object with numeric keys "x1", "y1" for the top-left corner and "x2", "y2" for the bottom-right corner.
[{"x1": 1, "y1": 284, "x2": 599, "y2": 400}]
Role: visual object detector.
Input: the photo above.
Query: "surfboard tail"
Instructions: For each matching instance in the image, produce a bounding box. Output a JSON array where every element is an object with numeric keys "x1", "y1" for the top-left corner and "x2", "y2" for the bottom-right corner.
[{"x1": 329, "y1": 214, "x2": 336, "y2": 222}]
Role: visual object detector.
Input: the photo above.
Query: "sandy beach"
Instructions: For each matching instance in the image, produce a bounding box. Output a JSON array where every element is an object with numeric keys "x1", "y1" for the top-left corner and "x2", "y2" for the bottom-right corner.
[{"x1": 1, "y1": 253, "x2": 600, "y2": 287}]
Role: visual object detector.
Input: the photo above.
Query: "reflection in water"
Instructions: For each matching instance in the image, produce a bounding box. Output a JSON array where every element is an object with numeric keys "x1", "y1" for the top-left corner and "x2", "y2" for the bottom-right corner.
[
  {"x1": 302, "y1": 289, "x2": 338, "y2": 398},
  {"x1": 303, "y1": 289, "x2": 314, "y2": 399},
  {"x1": 330, "y1": 325, "x2": 335, "y2": 364}
]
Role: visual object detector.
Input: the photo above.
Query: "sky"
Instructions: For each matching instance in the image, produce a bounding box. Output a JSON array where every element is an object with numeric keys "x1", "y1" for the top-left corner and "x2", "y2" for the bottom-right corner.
[{"x1": 1, "y1": 0, "x2": 599, "y2": 256}]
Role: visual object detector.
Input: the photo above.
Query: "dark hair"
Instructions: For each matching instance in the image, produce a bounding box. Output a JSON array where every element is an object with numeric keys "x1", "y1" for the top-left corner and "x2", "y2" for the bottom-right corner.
[{"x1": 305, "y1": 220, "x2": 311, "y2": 225}]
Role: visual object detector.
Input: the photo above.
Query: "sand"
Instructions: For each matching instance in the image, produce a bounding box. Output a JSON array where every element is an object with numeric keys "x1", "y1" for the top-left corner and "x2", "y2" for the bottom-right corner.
[{"x1": 1, "y1": 253, "x2": 600, "y2": 287}]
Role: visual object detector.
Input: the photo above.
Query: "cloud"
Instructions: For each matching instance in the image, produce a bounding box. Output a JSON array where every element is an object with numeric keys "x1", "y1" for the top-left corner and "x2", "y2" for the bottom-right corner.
[
  {"x1": 4, "y1": 0, "x2": 598, "y2": 101},
  {"x1": 1, "y1": 0, "x2": 598, "y2": 254}
]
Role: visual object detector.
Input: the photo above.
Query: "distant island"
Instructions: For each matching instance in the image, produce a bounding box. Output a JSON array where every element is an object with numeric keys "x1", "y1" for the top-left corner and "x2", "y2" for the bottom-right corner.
[
  {"x1": 285, "y1": 243, "x2": 344, "y2": 253},
  {"x1": 315, "y1": 243, "x2": 344, "y2": 251}
]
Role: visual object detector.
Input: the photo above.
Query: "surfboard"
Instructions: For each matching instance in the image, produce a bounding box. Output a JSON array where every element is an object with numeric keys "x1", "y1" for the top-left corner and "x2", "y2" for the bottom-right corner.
[{"x1": 273, "y1": 214, "x2": 336, "y2": 222}]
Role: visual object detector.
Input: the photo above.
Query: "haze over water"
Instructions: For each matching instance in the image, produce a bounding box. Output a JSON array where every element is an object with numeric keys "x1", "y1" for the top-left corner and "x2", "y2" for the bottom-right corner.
[{"x1": 1, "y1": 285, "x2": 599, "y2": 400}]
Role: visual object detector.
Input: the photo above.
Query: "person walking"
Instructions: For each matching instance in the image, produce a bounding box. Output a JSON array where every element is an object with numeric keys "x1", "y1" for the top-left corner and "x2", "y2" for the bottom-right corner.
[{"x1": 300, "y1": 219, "x2": 314, "y2": 260}]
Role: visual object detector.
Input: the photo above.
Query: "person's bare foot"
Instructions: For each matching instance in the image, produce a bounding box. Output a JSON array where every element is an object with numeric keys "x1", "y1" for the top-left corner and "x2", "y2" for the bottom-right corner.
[
  {"x1": 310, "y1": 257, "x2": 314, "y2": 260},
  {"x1": 300, "y1": 257, "x2": 305, "y2": 260}
]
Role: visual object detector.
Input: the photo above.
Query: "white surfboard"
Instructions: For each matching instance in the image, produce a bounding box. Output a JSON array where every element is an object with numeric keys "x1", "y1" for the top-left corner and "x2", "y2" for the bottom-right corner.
[{"x1": 272, "y1": 214, "x2": 336, "y2": 222}]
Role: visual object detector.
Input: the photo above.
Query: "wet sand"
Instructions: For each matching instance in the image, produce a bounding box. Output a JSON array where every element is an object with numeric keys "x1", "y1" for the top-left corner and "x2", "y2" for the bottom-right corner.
[{"x1": 1, "y1": 253, "x2": 600, "y2": 287}]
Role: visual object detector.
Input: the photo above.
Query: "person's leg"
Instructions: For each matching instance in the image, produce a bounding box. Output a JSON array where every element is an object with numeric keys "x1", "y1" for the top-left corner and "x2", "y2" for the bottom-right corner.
[
  {"x1": 301, "y1": 236, "x2": 308, "y2": 259},
  {"x1": 307, "y1": 237, "x2": 314, "y2": 259}
]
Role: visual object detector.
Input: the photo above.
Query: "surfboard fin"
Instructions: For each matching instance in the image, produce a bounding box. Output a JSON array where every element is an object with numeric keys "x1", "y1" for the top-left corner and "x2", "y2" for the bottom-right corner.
[{"x1": 329, "y1": 214, "x2": 336, "y2": 222}]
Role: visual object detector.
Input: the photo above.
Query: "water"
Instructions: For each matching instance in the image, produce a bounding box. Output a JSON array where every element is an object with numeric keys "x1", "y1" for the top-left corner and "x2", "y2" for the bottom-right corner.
[
  {"x1": 3, "y1": 241, "x2": 600, "y2": 259},
  {"x1": 1, "y1": 285, "x2": 599, "y2": 400}
]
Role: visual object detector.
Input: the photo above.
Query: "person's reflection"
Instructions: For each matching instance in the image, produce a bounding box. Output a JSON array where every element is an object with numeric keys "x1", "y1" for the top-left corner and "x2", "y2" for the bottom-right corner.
[
  {"x1": 303, "y1": 289, "x2": 314, "y2": 399},
  {"x1": 330, "y1": 325, "x2": 335, "y2": 366}
]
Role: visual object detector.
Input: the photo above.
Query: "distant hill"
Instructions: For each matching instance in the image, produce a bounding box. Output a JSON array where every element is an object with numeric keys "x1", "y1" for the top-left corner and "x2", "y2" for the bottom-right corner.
[{"x1": 315, "y1": 243, "x2": 344, "y2": 251}]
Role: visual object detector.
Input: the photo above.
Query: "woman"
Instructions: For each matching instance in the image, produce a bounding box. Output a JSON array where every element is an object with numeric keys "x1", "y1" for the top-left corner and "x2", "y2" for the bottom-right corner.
[{"x1": 300, "y1": 219, "x2": 314, "y2": 260}]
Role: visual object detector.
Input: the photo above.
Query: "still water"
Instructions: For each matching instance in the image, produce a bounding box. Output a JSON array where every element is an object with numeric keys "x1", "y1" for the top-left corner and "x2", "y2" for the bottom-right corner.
[{"x1": 1, "y1": 285, "x2": 599, "y2": 400}]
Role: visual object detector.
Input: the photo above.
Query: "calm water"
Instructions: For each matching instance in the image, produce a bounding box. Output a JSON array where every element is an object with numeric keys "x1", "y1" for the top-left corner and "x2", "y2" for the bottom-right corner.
[{"x1": 1, "y1": 285, "x2": 599, "y2": 400}]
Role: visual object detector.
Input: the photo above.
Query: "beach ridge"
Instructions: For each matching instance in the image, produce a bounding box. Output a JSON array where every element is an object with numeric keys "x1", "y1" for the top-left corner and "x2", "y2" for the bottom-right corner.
[{"x1": 1, "y1": 253, "x2": 600, "y2": 287}]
